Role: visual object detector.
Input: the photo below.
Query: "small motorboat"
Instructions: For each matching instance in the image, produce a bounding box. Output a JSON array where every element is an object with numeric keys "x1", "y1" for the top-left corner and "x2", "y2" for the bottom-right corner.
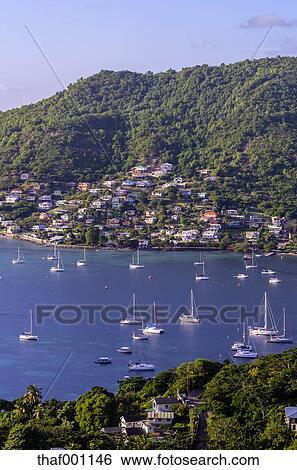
[
  {"x1": 261, "y1": 269, "x2": 276, "y2": 275},
  {"x1": 116, "y1": 347, "x2": 132, "y2": 354},
  {"x1": 94, "y1": 357, "x2": 112, "y2": 364},
  {"x1": 233, "y1": 273, "x2": 249, "y2": 279},
  {"x1": 269, "y1": 277, "x2": 281, "y2": 284}
]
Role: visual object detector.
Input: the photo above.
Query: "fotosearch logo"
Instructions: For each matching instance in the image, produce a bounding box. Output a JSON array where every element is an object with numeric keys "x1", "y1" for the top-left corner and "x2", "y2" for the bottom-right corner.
[{"x1": 35, "y1": 304, "x2": 260, "y2": 326}]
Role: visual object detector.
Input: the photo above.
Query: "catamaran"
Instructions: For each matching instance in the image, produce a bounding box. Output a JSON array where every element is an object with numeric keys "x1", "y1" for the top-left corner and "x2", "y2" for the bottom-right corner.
[
  {"x1": 231, "y1": 323, "x2": 252, "y2": 351},
  {"x1": 128, "y1": 342, "x2": 155, "y2": 371},
  {"x1": 47, "y1": 244, "x2": 58, "y2": 261},
  {"x1": 245, "y1": 250, "x2": 258, "y2": 269},
  {"x1": 19, "y1": 309, "x2": 39, "y2": 341},
  {"x1": 120, "y1": 294, "x2": 142, "y2": 325},
  {"x1": 12, "y1": 246, "x2": 24, "y2": 264},
  {"x1": 129, "y1": 249, "x2": 144, "y2": 269},
  {"x1": 143, "y1": 302, "x2": 165, "y2": 334},
  {"x1": 249, "y1": 292, "x2": 278, "y2": 336},
  {"x1": 50, "y1": 251, "x2": 64, "y2": 272},
  {"x1": 195, "y1": 261, "x2": 209, "y2": 280},
  {"x1": 266, "y1": 308, "x2": 293, "y2": 344},
  {"x1": 179, "y1": 289, "x2": 200, "y2": 324},
  {"x1": 133, "y1": 318, "x2": 149, "y2": 340},
  {"x1": 233, "y1": 322, "x2": 257, "y2": 358},
  {"x1": 77, "y1": 248, "x2": 87, "y2": 266}
]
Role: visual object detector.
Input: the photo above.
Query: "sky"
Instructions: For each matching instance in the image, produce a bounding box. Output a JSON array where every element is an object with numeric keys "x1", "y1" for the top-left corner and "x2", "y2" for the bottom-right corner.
[{"x1": 0, "y1": 0, "x2": 296, "y2": 110}]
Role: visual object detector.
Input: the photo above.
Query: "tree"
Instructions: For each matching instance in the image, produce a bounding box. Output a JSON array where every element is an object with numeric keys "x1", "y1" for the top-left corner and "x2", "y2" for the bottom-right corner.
[{"x1": 75, "y1": 387, "x2": 117, "y2": 434}]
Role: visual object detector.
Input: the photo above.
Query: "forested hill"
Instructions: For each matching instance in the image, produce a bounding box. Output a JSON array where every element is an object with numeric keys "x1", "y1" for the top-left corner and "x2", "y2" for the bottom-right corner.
[{"x1": 0, "y1": 56, "x2": 296, "y2": 214}]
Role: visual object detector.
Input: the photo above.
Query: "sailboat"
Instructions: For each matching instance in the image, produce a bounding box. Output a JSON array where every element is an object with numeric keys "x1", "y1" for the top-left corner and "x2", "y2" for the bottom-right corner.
[
  {"x1": 194, "y1": 252, "x2": 203, "y2": 265},
  {"x1": 47, "y1": 244, "x2": 58, "y2": 261},
  {"x1": 231, "y1": 322, "x2": 252, "y2": 351},
  {"x1": 143, "y1": 302, "x2": 165, "y2": 334},
  {"x1": 12, "y1": 246, "x2": 24, "y2": 264},
  {"x1": 249, "y1": 292, "x2": 278, "y2": 336},
  {"x1": 128, "y1": 342, "x2": 155, "y2": 371},
  {"x1": 195, "y1": 261, "x2": 209, "y2": 280},
  {"x1": 50, "y1": 251, "x2": 64, "y2": 272},
  {"x1": 245, "y1": 250, "x2": 258, "y2": 269},
  {"x1": 129, "y1": 249, "x2": 144, "y2": 269},
  {"x1": 179, "y1": 289, "x2": 200, "y2": 324},
  {"x1": 120, "y1": 294, "x2": 142, "y2": 325},
  {"x1": 133, "y1": 318, "x2": 149, "y2": 340},
  {"x1": 233, "y1": 322, "x2": 257, "y2": 358},
  {"x1": 19, "y1": 309, "x2": 39, "y2": 341},
  {"x1": 266, "y1": 308, "x2": 293, "y2": 344},
  {"x1": 77, "y1": 248, "x2": 87, "y2": 266}
]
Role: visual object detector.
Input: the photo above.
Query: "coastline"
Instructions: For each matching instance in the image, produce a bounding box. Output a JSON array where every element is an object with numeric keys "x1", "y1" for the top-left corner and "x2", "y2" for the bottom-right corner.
[{"x1": 1, "y1": 232, "x2": 296, "y2": 255}]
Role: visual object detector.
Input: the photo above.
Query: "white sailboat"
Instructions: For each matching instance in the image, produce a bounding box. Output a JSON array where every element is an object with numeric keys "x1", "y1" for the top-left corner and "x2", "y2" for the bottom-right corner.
[
  {"x1": 19, "y1": 309, "x2": 39, "y2": 341},
  {"x1": 249, "y1": 292, "x2": 278, "y2": 336},
  {"x1": 245, "y1": 250, "x2": 258, "y2": 269},
  {"x1": 77, "y1": 248, "x2": 87, "y2": 266},
  {"x1": 266, "y1": 308, "x2": 293, "y2": 344},
  {"x1": 133, "y1": 318, "x2": 149, "y2": 340},
  {"x1": 47, "y1": 244, "x2": 58, "y2": 261},
  {"x1": 195, "y1": 261, "x2": 209, "y2": 280},
  {"x1": 129, "y1": 249, "x2": 144, "y2": 269},
  {"x1": 50, "y1": 251, "x2": 64, "y2": 272},
  {"x1": 120, "y1": 294, "x2": 142, "y2": 325},
  {"x1": 233, "y1": 323, "x2": 257, "y2": 358},
  {"x1": 12, "y1": 246, "x2": 24, "y2": 264},
  {"x1": 128, "y1": 342, "x2": 155, "y2": 371},
  {"x1": 231, "y1": 323, "x2": 252, "y2": 351},
  {"x1": 179, "y1": 289, "x2": 200, "y2": 324},
  {"x1": 143, "y1": 302, "x2": 165, "y2": 334}
]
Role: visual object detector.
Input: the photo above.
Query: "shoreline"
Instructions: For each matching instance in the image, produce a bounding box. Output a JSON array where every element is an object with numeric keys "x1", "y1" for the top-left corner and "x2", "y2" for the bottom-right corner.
[{"x1": 1, "y1": 232, "x2": 296, "y2": 255}]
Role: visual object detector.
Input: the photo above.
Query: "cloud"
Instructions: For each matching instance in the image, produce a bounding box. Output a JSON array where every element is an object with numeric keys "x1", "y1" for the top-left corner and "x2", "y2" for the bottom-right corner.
[{"x1": 241, "y1": 15, "x2": 297, "y2": 29}]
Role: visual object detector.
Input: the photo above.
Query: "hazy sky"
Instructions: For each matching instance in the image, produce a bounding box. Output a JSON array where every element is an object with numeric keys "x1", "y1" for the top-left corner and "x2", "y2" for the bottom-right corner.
[{"x1": 0, "y1": 0, "x2": 296, "y2": 110}]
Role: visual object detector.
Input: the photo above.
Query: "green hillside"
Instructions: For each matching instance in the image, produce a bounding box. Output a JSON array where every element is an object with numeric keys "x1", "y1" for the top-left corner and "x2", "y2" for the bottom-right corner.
[{"x1": 0, "y1": 56, "x2": 296, "y2": 216}]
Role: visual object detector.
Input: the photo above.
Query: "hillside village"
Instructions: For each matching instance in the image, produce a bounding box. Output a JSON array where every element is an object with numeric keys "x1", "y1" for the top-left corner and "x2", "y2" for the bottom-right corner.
[{"x1": 0, "y1": 161, "x2": 296, "y2": 252}]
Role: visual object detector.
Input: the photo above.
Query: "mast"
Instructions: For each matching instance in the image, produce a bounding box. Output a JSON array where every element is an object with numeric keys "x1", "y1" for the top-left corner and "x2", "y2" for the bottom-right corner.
[
  {"x1": 30, "y1": 309, "x2": 33, "y2": 334},
  {"x1": 83, "y1": 247, "x2": 86, "y2": 262},
  {"x1": 202, "y1": 261, "x2": 205, "y2": 276},
  {"x1": 190, "y1": 289, "x2": 194, "y2": 317},
  {"x1": 137, "y1": 249, "x2": 140, "y2": 265},
  {"x1": 283, "y1": 308, "x2": 286, "y2": 336},
  {"x1": 264, "y1": 292, "x2": 268, "y2": 330},
  {"x1": 154, "y1": 302, "x2": 157, "y2": 325},
  {"x1": 132, "y1": 294, "x2": 135, "y2": 320}
]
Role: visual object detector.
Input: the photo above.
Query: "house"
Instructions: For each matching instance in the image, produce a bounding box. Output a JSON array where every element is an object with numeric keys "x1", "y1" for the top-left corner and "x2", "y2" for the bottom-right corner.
[
  {"x1": 245, "y1": 231, "x2": 260, "y2": 241},
  {"x1": 160, "y1": 162, "x2": 173, "y2": 172},
  {"x1": 120, "y1": 415, "x2": 147, "y2": 435},
  {"x1": 285, "y1": 407, "x2": 297, "y2": 432},
  {"x1": 78, "y1": 182, "x2": 90, "y2": 191},
  {"x1": 202, "y1": 210, "x2": 218, "y2": 222},
  {"x1": 32, "y1": 224, "x2": 46, "y2": 231},
  {"x1": 146, "y1": 397, "x2": 179, "y2": 427},
  {"x1": 6, "y1": 195, "x2": 19, "y2": 204},
  {"x1": 38, "y1": 202, "x2": 53, "y2": 210},
  {"x1": 122, "y1": 179, "x2": 136, "y2": 188},
  {"x1": 6, "y1": 225, "x2": 21, "y2": 234},
  {"x1": 20, "y1": 173, "x2": 30, "y2": 181}
]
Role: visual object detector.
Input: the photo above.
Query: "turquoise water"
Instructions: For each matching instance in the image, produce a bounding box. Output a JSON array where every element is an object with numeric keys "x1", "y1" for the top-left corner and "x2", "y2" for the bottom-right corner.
[{"x1": 0, "y1": 238, "x2": 296, "y2": 400}]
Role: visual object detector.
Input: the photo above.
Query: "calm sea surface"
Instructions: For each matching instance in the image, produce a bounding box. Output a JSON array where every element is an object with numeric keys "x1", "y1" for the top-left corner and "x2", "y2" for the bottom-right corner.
[{"x1": 0, "y1": 238, "x2": 296, "y2": 400}]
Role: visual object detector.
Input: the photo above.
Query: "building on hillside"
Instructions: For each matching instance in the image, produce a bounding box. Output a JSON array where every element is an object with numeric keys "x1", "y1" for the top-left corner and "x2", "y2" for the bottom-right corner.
[{"x1": 285, "y1": 407, "x2": 297, "y2": 432}]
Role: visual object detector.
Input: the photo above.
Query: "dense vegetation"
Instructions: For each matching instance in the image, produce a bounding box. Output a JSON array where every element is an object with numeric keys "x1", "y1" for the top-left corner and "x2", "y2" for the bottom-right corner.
[
  {"x1": 1, "y1": 349, "x2": 297, "y2": 449},
  {"x1": 0, "y1": 56, "x2": 297, "y2": 216}
]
